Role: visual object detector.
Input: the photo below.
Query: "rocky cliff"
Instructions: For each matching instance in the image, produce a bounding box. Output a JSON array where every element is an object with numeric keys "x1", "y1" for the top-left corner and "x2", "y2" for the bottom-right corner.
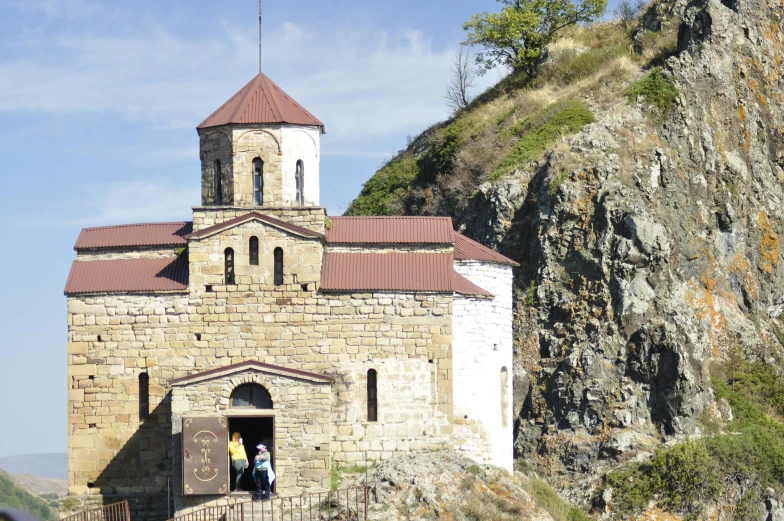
[{"x1": 347, "y1": 0, "x2": 784, "y2": 517}]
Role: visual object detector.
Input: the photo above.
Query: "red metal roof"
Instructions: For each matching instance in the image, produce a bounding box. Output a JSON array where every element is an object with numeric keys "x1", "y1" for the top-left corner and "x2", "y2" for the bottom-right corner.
[
  {"x1": 320, "y1": 252, "x2": 491, "y2": 295},
  {"x1": 453, "y1": 232, "x2": 519, "y2": 266},
  {"x1": 326, "y1": 216, "x2": 455, "y2": 244},
  {"x1": 452, "y1": 271, "x2": 493, "y2": 297},
  {"x1": 186, "y1": 212, "x2": 323, "y2": 240},
  {"x1": 64, "y1": 257, "x2": 188, "y2": 295},
  {"x1": 198, "y1": 73, "x2": 324, "y2": 129},
  {"x1": 321, "y1": 252, "x2": 453, "y2": 292},
  {"x1": 74, "y1": 222, "x2": 192, "y2": 250}
]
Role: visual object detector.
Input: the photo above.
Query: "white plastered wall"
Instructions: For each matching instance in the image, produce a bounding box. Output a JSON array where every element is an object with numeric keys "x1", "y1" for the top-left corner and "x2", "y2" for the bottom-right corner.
[
  {"x1": 281, "y1": 126, "x2": 320, "y2": 206},
  {"x1": 452, "y1": 261, "x2": 514, "y2": 472}
]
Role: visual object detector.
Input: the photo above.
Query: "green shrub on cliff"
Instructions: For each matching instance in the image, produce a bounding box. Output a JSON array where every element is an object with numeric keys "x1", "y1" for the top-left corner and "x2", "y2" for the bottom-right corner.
[
  {"x1": 491, "y1": 100, "x2": 594, "y2": 181},
  {"x1": 604, "y1": 353, "x2": 784, "y2": 518},
  {"x1": 624, "y1": 67, "x2": 678, "y2": 120}
]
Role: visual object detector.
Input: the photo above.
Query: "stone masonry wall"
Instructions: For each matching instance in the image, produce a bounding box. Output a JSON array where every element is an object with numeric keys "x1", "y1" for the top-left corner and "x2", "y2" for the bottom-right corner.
[
  {"x1": 187, "y1": 220, "x2": 323, "y2": 288},
  {"x1": 198, "y1": 125, "x2": 320, "y2": 208},
  {"x1": 66, "y1": 282, "x2": 453, "y2": 520},
  {"x1": 451, "y1": 261, "x2": 514, "y2": 471},
  {"x1": 192, "y1": 207, "x2": 326, "y2": 235},
  {"x1": 171, "y1": 369, "x2": 331, "y2": 514},
  {"x1": 75, "y1": 247, "x2": 182, "y2": 261}
]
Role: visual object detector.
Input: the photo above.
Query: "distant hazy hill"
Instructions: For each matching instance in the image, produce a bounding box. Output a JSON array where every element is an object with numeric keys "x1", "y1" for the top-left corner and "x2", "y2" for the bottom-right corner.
[
  {"x1": 0, "y1": 455, "x2": 67, "y2": 481},
  {"x1": 0, "y1": 469, "x2": 54, "y2": 521},
  {"x1": 11, "y1": 475, "x2": 67, "y2": 498}
]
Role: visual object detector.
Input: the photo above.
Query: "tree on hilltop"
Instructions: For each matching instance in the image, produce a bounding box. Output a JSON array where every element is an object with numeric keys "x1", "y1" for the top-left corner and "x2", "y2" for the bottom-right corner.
[{"x1": 462, "y1": 0, "x2": 607, "y2": 76}]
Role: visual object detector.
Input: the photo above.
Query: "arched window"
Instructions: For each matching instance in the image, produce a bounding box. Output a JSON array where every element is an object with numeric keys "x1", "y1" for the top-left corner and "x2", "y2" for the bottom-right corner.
[
  {"x1": 249, "y1": 236, "x2": 259, "y2": 266},
  {"x1": 367, "y1": 369, "x2": 378, "y2": 422},
  {"x1": 139, "y1": 372, "x2": 149, "y2": 422},
  {"x1": 214, "y1": 159, "x2": 223, "y2": 205},
  {"x1": 295, "y1": 160, "x2": 304, "y2": 206},
  {"x1": 231, "y1": 383, "x2": 273, "y2": 409},
  {"x1": 253, "y1": 158, "x2": 264, "y2": 206},
  {"x1": 224, "y1": 247, "x2": 235, "y2": 285},
  {"x1": 274, "y1": 247, "x2": 283, "y2": 286},
  {"x1": 500, "y1": 366, "x2": 509, "y2": 428}
]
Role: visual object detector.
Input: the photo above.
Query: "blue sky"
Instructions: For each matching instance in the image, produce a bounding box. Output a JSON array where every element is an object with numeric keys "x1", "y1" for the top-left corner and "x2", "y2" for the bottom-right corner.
[{"x1": 0, "y1": 0, "x2": 619, "y2": 458}]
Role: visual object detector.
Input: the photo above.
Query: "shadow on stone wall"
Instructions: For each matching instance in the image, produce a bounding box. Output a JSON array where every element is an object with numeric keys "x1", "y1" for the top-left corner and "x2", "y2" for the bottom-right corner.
[{"x1": 88, "y1": 393, "x2": 173, "y2": 521}]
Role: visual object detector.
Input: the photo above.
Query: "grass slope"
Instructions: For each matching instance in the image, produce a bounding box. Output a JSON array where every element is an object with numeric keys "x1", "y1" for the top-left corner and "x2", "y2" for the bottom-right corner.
[
  {"x1": 0, "y1": 470, "x2": 55, "y2": 521},
  {"x1": 345, "y1": 18, "x2": 677, "y2": 218}
]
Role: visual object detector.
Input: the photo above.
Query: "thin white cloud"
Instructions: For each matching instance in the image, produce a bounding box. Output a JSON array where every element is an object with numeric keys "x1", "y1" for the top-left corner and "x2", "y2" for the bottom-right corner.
[
  {"x1": 24, "y1": 181, "x2": 200, "y2": 227},
  {"x1": 0, "y1": 6, "x2": 496, "y2": 157}
]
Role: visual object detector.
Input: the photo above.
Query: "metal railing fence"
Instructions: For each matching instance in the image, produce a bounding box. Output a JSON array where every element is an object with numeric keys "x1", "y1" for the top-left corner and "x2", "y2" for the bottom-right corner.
[
  {"x1": 167, "y1": 487, "x2": 368, "y2": 521},
  {"x1": 61, "y1": 501, "x2": 131, "y2": 521}
]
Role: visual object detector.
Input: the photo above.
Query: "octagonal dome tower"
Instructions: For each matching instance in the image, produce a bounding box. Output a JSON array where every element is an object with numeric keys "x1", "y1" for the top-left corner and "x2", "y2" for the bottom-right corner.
[{"x1": 197, "y1": 73, "x2": 324, "y2": 208}]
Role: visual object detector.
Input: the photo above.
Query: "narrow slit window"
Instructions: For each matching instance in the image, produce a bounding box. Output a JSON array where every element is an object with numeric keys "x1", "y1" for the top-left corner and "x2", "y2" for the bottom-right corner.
[
  {"x1": 253, "y1": 158, "x2": 264, "y2": 206},
  {"x1": 139, "y1": 372, "x2": 149, "y2": 422},
  {"x1": 367, "y1": 369, "x2": 378, "y2": 422},
  {"x1": 274, "y1": 247, "x2": 283, "y2": 286},
  {"x1": 249, "y1": 236, "x2": 259, "y2": 266},
  {"x1": 214, "y1": 159, "x2": 223, "y2": 205},
  {"x1": 295, "y1": 160, "x2": 304, "y2": 206},
  {"x1": 224, "y1": 247, "x2": 235, "y2": 285}
]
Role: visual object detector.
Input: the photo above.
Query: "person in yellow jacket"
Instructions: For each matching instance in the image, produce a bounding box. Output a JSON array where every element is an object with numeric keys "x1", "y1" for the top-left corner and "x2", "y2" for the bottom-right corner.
[{"x1": 228, "y1": 432, "x2": 248, "y2": 492}]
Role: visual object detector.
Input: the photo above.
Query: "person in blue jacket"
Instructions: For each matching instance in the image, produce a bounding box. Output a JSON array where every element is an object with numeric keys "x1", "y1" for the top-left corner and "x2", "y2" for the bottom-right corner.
[{"x1": 252, "y1": 444, "x2": 275, "y2": 501}]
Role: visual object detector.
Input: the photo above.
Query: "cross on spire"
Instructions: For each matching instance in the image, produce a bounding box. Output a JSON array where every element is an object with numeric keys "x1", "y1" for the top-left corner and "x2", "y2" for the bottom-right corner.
[{"x1": 258, "y1": 0, "x2": 263, "y2": 73}]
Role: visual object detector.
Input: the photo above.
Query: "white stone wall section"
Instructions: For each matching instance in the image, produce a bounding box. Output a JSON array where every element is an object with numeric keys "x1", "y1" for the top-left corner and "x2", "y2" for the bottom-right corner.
[
  {"x1": 451, "y1": 260, "x2": 514, "y2": 472},
  {"x1": 281, "y1": 126, "x2": 320, "y2": 207}
]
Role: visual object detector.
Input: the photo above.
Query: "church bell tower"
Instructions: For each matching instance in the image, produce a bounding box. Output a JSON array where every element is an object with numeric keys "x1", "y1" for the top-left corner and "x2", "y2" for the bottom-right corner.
[{"x1": 196, "y1": 73, "x2": 324, "y2": 209}]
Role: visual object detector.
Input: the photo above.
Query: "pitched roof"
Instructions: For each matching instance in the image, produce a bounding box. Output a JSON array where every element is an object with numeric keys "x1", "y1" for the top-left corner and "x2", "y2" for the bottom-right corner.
[
  {"x1": 74, "y1": 222, "x2": 192, "y2": 250},
  {"x1": 453, "y1": 232, "x2": 519, "y2": 266},
  {"x1": 198, "y1": 73, "x2": 324, "y2": 130},
  {"x1": 326, "y1": 216, "x2": 455, "y2": 244},
  {"x1": 64, "y1": 256, "x2": 188, "y2": 295},
  {"x1": 185, "y1": 212, "x2": 324, "y2": 241},
  {"x1": 452, "y1": 271, "x2": 493, "y2": 297},
  {"x1": 320, "y1": 252, "x2": 492, "y2": 296},
  {"x1": 169, "y1": 360, "x2": 334, "y2": 386}
]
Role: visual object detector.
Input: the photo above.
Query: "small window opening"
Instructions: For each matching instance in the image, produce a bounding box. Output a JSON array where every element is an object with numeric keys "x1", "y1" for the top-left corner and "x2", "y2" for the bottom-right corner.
[
  {"x1": 253, "y1": 158, "x2": 264, "y2": 206},
  {"x1": 97, "y1": 335, "x2": 102, "y2": 342},
  {"x1": 231, "y1": 383, "x2": 273, "y2": 409},
  {"x1": 315, "y1": 446, "x2": 321, "y2": 451},
  {"x1": 367, "y1": 369, "x2": 378, "y2": 422},
  {"x1": 249, "y1": 236, "x2": 259, "y2": 266},
  {"x1": 214, "y1": 159, "x2": 223, "y2": 205},
  {"x1": 205, "y1": 285, "x2": 213, "y2": 293},
  {"x1": 88, "y1": 375, "x2": 94, "y2": 381},
  {"x1": 87, "y1": 482, "x2": 95, "y2": 489},
  {"x1": 295, "y1": 160, "x2": 304, "y2": 206},
  {"x1": 139, "y1": 372, "x2": 149, "y2": 422},
  {"x1": 428, "y1": 359, "x2": 434, "y2": 364},
  {"x1": 301, "y1": 283, "x2": 308, "y2": 292},
  {"x1": 195, "y1": 333, "x2": 202, "y2": 341},
  {"x1": 274, "y1": 247, "x2": 283, "y2": 286},
  {"x1": 88, "y1": 424, "x2": 96, "y2": 429},
  {"x1": 224, "y1": 248, "x2": 235, "y2": 285}
]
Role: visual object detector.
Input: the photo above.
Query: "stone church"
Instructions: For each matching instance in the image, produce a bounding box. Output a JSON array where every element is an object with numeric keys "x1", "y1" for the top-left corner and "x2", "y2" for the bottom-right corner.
[{"x1": 63, "y1": 72, "x2": 517, "y2": 520}]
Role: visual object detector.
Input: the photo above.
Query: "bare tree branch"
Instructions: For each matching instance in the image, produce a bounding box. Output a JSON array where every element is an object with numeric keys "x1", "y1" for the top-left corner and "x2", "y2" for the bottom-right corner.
[{"x1": 445, "y1": 47, "x2": 477, "y2": 113}]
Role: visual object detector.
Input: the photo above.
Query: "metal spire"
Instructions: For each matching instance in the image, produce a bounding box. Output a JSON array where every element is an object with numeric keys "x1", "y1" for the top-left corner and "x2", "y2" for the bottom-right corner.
[{"x1": 258, "y1": 0, "x2": 263, "y2": 73}]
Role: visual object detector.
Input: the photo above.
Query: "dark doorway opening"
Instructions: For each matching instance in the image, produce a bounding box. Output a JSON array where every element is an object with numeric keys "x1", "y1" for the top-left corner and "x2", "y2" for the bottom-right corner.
[{"x1": 228, "y1": 416, "x2": 274, "y2": 494}]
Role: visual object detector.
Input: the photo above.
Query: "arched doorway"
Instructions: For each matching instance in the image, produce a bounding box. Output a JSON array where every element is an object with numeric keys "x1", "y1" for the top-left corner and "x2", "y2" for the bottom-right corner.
[{"x1": 228, "y1": 383, "x2": 274, "y2": 494}]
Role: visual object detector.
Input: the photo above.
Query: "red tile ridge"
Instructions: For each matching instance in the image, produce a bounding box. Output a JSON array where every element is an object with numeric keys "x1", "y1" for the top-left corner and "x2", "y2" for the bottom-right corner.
[{"x1": 186, "y1": 211, "x2": 324, "y2": 240}]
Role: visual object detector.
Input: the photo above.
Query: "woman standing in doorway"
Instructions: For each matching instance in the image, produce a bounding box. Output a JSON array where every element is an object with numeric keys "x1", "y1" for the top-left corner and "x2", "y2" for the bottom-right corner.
[{"x1": 228, "y1": 432, "x2": 248, "y2": 492}]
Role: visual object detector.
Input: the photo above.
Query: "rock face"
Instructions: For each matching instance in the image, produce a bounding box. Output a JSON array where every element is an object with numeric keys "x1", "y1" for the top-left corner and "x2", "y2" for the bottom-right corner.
[
  {"x1": 344, "y1": 451, "x2": 555, "y2": 521},
  {"x1": 447, "y1": 0, "x2": 784, "y2": 502}
]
